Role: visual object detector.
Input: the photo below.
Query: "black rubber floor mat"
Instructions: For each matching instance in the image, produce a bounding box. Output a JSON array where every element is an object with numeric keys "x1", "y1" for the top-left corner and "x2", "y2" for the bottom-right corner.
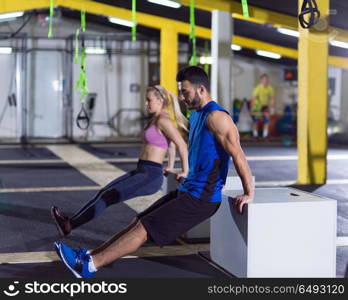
[
  {"x1": 0, "y1": 191, "x2": 136, "y2": 253},
  {"x1": 0, "y1": 147, "x2": 59, "y2": 160},
  {"x1": 80, "y1": 145, "x2": 141, "y2": 159}
]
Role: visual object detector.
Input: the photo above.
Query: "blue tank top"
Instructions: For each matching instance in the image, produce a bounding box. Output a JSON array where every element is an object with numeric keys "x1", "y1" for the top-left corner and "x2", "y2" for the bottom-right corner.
[{"x1": 178, "y1": 101, "x2": 230, "y2": 203}]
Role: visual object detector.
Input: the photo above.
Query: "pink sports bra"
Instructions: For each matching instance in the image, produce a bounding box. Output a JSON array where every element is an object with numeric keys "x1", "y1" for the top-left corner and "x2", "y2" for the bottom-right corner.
[{"x1": 143, "y1": 115, "x2": 170, "y2": 150}]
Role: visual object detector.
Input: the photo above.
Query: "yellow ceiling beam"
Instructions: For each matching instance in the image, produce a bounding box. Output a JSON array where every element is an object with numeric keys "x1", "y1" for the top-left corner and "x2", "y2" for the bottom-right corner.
[
  {"x1": 1, "y1": 0, "x2": 347, "y2": 69},
  {"x1": 179, "y1": 0, "x2": 348, "y2": 43},
  {"x1": 234, "y1": 37, "x2": 348, "y2": 70},
  {"x1": 234, "y1": 36, "x2": 297, "y2": 60},
  {"x1": 160, "y1": 27, "x2": 178, "y2": 95}
]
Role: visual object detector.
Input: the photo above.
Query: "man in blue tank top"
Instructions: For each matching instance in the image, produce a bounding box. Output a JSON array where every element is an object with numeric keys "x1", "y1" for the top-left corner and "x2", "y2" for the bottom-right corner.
[{"x1": 54, "y1": 66, "x2": 254, "y2": 278}]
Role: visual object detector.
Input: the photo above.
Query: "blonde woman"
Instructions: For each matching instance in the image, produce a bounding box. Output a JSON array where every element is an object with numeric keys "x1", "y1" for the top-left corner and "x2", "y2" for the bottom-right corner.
[{"x1": 51, "y1": 85, "x2": 188, "y2": 236}]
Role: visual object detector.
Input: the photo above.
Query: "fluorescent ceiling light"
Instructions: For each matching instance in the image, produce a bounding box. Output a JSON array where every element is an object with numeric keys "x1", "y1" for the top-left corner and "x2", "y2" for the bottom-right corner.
[
  {"x1": 0, "y1": 47, "x2": 12, "y2": 54},
  {"x1": 256, "y1": 50, "x2": 281, "y2": 59},
  {"x1": 147, "y1": 0, "x2": 181, "y2": 8},
  {"x1": 330, "y1": 39, "x2": 348, "y2": 49},
  {"x1": 231, "y1": 44, "x2": 242, "y2": 51},
  {"x1": 0, "y1": 11, "x2": 24, "y2": 21},
  {"x1": 277, "y1": 27, "x2": 299, "y2": 38},
  {"x1": 199, "y1": 56, "x2": 213, "y2": 65},
  {"x1": 108, "y1": 17, "x2": 134, "y2": 27},
  {"x1": 86, "y1": 47, "x2": 106, "y2": 55}
]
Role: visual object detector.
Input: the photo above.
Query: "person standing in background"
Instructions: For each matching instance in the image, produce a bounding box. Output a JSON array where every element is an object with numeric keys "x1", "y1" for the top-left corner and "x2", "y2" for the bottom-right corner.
[{"x1": 251, "y1": 74, "x2": 275, "y2": 138}]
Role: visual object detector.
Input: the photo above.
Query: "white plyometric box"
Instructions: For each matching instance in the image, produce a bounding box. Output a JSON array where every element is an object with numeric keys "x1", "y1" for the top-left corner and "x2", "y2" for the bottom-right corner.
[
  {"x1": 210, "y1": 188, "x2": 337, "y2": 278},
  {"x1": 184, "y1": 175, "x2": 255, "y2": 239},
  {"x1": 161, "y1": 170, "x2": 254, "y2": 239}
]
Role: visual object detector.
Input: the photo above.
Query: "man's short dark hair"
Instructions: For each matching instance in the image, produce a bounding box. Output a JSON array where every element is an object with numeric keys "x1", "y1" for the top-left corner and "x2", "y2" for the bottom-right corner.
[
  {"x1": 176, "y1": 66, "x2": 210, "y2": 92},
  {"x1": 260, "y1": 73, "x2": 269, "y2": 79}
]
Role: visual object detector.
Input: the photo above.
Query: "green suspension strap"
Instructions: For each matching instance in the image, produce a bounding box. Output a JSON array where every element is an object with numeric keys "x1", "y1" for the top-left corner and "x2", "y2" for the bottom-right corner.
[
  {"x1": 189, "y1": 0, "x2": 197, "y2": 66},
  {"x1": 132, "y1": 0, "x2": 137, "y2": 42},
  {"x1": 186, "y1": 0, "x2": 197, "y2": 118},
  {"x1": 76, "y1": 44, "x2": 88, "y2": 100},
  {"x1": 203, "y1": 40, "x2": 210, "y2": 74},
  {"x1": 75, "y1": 10, "x2": 90, "y2": 130},
  {"x1": 48, "y1": 0, "x2": 54, "y2": 38},
  {"x1": 241, "y1": 0, "x2": 249, "y2": 18},
  {"x1": 299, "y1": 0, "x2": 320, "y2": 29},
  {"x1": 81, "y1": 10, "x2": 86, "y2": 32}
]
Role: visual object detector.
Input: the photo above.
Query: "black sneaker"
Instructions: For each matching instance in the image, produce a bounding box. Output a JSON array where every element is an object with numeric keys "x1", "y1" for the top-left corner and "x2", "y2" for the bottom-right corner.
[{"x1": 51, "y1": 206, "x2": 72, "y2": 236}]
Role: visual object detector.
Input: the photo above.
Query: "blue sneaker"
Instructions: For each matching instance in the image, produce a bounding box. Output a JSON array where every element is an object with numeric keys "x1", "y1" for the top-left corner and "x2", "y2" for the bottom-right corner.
[
  {"x1": 54, "y1": 241, "x2": 61, "y2": 259},
  {"x1": 56, "y1": 241, "x2": 96, "y2": 278}
]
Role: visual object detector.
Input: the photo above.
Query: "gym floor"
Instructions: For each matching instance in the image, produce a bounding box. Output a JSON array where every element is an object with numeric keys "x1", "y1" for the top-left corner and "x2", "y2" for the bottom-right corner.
[{"x1": 0, "y1": 142, "x2": 347, "y2": 278}]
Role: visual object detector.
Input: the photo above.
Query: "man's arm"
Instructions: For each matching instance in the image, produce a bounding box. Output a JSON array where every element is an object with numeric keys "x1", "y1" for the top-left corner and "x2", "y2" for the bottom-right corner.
[
  {"x1": 207, "y1": 111, "x2": 254, "y2": 213},
  {"x1": 269, "y1": 86, "x2": 276, "y2": 114},
  {"x1": 251, "y1": 86, "x2": 258, "y2": 109},
  {"x1": 165, "y1": 141, "x2": 176, "y2": 172}
]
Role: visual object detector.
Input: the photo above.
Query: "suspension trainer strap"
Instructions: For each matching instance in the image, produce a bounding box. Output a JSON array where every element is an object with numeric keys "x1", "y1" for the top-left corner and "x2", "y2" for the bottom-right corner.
[
  {"x1": 48, "y1": 0, "x2": 54, "y2": 38},
  {"x1": 132, "y1": 0, "x2": 137, "y2": 42},
  {"x1": 75, "y1": 11, "x2": 90, "y2": 130},
  {"x1": 241, "y1": 0, "x2": 249, "y2": 18}
]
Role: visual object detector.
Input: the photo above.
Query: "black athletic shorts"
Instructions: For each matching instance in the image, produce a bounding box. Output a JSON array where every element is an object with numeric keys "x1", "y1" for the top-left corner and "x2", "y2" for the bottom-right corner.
[{"x1": 137, "y1": 190, "x2": 220, "y2": 247}]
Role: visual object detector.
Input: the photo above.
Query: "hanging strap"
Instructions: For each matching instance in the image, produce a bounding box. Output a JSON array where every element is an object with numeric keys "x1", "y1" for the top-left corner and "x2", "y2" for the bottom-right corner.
[
  {"x1": 81, "y1": 10, "x2": 86, "y2": 32},
  {"x1": 241, "y1": 0, "x2": 249, "y2": 18},
  {"x1": 203, "y1": 40, "x2": 209, "y2": 74},
  {"x1": 74, "y1": 11, "x2": 86, "y2": 64},
  {"x1": 132, "y1": 0, "x2": 137, "y2": 42},
  {"x1": 74, "y1": 28, "x2": 80, "y2": 64},
  {"x1": 189, "y1": 0, "x2": 197, "y2": 66},
  {"x1": 75, "y1": 42, "x2": 88, "y2": 101},
  {"x1": 48, "y1": 0, "x2": 54, "y2": 38},
  {"x1": 299, "y1": 0, "x2": 321, "y2": 29}
]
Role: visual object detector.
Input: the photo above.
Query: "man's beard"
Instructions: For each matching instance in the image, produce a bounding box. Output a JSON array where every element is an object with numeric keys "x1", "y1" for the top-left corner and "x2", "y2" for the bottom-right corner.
[{"x1": 186, "y1": 92, "x2": 201, "y2": 110}]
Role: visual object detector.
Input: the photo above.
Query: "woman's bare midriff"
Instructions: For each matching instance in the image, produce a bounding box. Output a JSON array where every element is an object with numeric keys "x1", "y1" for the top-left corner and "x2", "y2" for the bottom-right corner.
[{"x1": 139, "y1": 144, "x2": 167, "y2": 164}]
